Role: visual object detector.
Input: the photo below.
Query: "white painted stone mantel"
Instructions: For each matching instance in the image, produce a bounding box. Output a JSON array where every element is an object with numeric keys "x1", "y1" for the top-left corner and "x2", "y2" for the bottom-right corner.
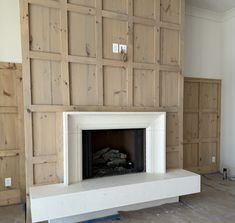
[{"x1": 63, "y1": 112, "x2": 166, "y2": 185}]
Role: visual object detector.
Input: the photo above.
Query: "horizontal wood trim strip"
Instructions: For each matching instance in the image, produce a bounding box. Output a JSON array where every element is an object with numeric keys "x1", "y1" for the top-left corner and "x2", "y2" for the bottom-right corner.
[
  {"x1": 133, "y1": 17, "x2": 156, "y2": 26},
  {"x1": 184, "y1": 138, "x2": 218, "y2": 144},
  {"x1": 160, "y1": 22, "x2": 180, "y2": 30},
  {"x1": 102, "y1": 59, "x2": 128, "y2": 67},
  {"x1": 28, "y1": 0, "x2": 60, "y2": 8},
  {"x1": 29, "y1": 105, "x2": 179, "y2": 112},
  {"x1": 133, "y1": 62, "x2": 158, "y2": 70},
  {"x1": 29, "y1": 51, "x2": 62, "y2": 61},
  {"x1": 166, "y1": 146, "x2": 179, "y2": 152},
  {"x1": 68, "y1": 55, "x2": 97, "y2": 64},
  {"x1": 184, "y1": 109, "x2": 219, "y2": 113},
  {"x1": 32, "y1": 155, "x2": 57, "y2": 164},
  {"x1": 160, "y1": 65, "x2": 181, "y2": 72},
  {"x1": 184, "y1": 77, "x2": 221, "y2": 83},
  {"x1": 102, "y1": 10, "x2": 128, "y2": 21},
  {"x1": 67, "y1": 4, "x2": 96, "y2": 15},
  {"x1": 0, "y1": 150, "x2": 21, "y2": 157},
  {"x1": 0, "y1": 62, "x2": 21, "y2": 70},
  {"x1": 28, "y1": 53, "x2": 181, "y2": 73}
]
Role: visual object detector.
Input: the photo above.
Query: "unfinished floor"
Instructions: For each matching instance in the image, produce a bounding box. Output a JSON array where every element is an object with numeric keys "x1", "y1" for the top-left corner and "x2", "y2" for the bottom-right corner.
[
  {"x1": 1, "y1": 173, "x2": 235, "y2": 223},
  {"x1": 0, "y1": 204, "x2": 25, "y2": 223}
]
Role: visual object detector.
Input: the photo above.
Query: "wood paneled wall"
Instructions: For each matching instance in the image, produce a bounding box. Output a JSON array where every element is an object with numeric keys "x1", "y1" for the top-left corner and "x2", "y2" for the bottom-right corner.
[
  {"x1": 0, "y1": 62, "x2": 25, "y2": 206},
  {"x1": 183, "y1": 77, "x2": 221, "y2": 173},
  {"x1": 20, "y1": 0, "x2": 184, "y2": 202}
]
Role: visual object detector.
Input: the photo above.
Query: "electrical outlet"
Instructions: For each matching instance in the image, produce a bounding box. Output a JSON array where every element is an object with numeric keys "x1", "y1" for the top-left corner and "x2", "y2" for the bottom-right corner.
[
  {"x1": 212, "y1": 156, "x2": 216, "y2": 163},
  {"x1": 119, "y1": 44, "x2": 127, "y2": 53},
  {"x1": 112, "y1": 43, "x2": 119, "y2": 53},
  {"x1": 5, "y1": 178, "x2": 12, "y2": 187}
]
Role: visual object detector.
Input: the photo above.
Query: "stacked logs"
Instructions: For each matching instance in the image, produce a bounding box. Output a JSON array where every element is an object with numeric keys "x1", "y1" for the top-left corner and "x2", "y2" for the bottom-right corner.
[{"x1": 92, "y1": 147, "x2": 134, "y2": 177}]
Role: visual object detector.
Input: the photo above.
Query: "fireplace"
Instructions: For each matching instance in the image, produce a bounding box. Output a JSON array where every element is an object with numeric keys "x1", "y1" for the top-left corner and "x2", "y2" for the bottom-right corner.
[
  {"x1": 82, "y1": 129, "x2": 145, "y2": 179},
  {"x1": 63, "y1": 112, "x2": 166, "y2": 185}
]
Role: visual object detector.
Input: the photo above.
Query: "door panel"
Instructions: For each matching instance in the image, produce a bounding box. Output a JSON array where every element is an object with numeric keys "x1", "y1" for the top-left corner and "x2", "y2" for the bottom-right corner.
[
  {"x1": 0, "y1": 62, "x2": 25, "y2": 206},
  {"x1": 183, "y1": 78, "x2": 221, "y2": 174}
]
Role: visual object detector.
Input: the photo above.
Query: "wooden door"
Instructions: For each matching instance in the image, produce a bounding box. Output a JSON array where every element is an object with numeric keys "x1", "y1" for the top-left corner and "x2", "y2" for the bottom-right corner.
[
  {"x1": 183, "y1": 77, "x2": 221, "y2": 173},
  {"x1": 0, "y1": 62, "x2": 25, "y2": 206}
]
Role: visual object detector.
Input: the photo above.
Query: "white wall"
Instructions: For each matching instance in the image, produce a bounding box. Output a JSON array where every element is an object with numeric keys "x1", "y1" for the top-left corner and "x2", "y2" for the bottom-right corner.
[
  {"x1": 185, "y1": 6, "x2": 222, "y2": 78},
  {"x1": 220, "y1": 11, "x2": 235, "y2": 176},
  {"x1": 0, "y1": 0, "x2": 22, "y2": 63},
  {"x1": 185, "y1": 5, "x2": 235, "y2": 176}
]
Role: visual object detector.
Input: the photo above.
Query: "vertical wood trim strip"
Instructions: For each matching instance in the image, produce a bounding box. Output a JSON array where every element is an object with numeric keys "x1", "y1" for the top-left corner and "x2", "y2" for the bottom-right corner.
[
  {"x1": 16, "y1": 65, "x2": 26, "y2": 203},
  {"x1": 56, "y1": 112, "x2": 64, "y2": 182},
  {"x1": 178, "y1": 74, "x2": 184, "y2": 168},
  {"x1": 20, "y1": 0, "x2": 33, "y2": 221},
  {"x1": 217, "y1": 81, "x2": 221, "y2": 171},
  {"x1": 127, "y1": 0, "x2": 133, "y2": 107},
  {"x1": 61, "y1": 0, "x2": 70, "y2": 105},
  {"x1": 198, "y1": 82, "x2": 203, "y2": 168},
  {"x1": 154, "y1": 0, "x2": 160, "y2": 108},
  {"x1": 96, "y1": 0, "x2": 104, "y2": 106},
  {"x1": 178, "y1": 0, "x2": 185, "y2": 168}
]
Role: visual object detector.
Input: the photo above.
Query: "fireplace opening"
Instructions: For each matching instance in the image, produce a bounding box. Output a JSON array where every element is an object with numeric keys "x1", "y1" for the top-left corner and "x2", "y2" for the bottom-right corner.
[{"x1": 82, "y1": 129, "x2": 145, "y2": 179}]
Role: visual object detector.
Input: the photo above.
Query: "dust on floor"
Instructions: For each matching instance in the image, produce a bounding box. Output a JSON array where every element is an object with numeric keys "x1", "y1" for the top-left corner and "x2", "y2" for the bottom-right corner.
[
  {"x1": 102, "y1": 174, "x2": 235, "y2": 223},
  {"x1": 0, "y1": 204, "x2": 25, "y2": 223}
]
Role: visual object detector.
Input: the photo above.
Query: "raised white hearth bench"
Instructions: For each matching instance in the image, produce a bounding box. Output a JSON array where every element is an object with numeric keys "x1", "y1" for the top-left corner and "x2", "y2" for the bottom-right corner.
[
  {"x1": 30, "y1": 112, "x2": 200, "y2": 223},
  {"x1": 30, "y1": 169, "x2": 200, "y2": 222}
]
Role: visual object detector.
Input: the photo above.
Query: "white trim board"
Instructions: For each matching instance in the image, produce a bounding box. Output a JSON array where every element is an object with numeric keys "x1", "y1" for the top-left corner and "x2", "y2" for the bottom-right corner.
[{"x1": 30, "y1": 169, "x2": 200, "y2": 222}]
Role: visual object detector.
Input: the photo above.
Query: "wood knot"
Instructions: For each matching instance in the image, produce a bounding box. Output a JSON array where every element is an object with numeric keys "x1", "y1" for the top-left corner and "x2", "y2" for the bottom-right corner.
[{"x1": 3, "y1": 90, "x2": 11, "y2": 97}]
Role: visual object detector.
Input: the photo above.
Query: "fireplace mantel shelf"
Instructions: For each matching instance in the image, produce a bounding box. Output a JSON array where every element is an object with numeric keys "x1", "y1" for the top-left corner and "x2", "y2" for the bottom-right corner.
[{"x1": 30, "y1": 169, "x2": 200, "y2": 222}]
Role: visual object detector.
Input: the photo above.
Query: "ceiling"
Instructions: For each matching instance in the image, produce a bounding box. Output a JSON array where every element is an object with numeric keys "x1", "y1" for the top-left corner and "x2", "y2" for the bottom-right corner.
[{"x1": 186, "y1": 0, "x2": 235, "y2": 13}]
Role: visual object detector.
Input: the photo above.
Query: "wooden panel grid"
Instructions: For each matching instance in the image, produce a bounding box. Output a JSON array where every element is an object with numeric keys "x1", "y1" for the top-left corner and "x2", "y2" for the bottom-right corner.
[
  {"x1": 20, "y1": 0, "x2": 185, "y2": 220},
  {"x1": 0, "y1": 63, "x2": 25, "y2": 206},
  {"x1": 183, "y1": 77, "x2": 221, "y2": 173}
]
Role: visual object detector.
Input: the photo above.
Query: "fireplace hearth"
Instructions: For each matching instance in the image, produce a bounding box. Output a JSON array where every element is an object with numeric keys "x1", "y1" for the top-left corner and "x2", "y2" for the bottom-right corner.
[{"x1": 82, "y1": 129, "x2": 145, "y2": 179}]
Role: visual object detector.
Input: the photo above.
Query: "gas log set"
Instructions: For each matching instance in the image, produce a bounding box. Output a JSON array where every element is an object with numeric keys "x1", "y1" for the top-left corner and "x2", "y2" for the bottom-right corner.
[{"x1": 92, "y1": 147, "x2": 135, "y2": 177}]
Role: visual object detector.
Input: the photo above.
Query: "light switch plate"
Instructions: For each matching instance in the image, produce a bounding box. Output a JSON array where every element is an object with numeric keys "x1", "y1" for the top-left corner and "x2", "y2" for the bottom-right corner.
[
  {"x1": 5, "y1": 178, "x2": 12, "y2": 187},
  {"x1": 212, "y1": 156, "x2": 216, "y2": 163},
  {"x1": 119, "y1": 44, "x2": 127, "y2": 53},
  {"x1": 112, "y1": 43, "x2": 119, "y2": 53}
]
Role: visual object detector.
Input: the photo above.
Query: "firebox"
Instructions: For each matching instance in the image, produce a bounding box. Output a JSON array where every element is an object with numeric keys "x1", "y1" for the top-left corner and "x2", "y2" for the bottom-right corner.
[{"x1": 82, "y1": 129, "x2": 145, "y2": 179}]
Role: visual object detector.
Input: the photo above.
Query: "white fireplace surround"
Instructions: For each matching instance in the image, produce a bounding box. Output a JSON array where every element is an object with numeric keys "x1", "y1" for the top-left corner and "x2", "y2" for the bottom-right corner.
[
  {"x1": 63, "y1": 112, "x2": 166, "y2": 185},
  {"x1": 29, "y1": 112, "x2": 200, "y2": 223}
]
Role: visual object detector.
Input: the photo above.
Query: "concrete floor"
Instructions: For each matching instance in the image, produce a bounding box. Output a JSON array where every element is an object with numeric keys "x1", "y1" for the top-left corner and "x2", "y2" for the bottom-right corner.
[
  {"x1": 0, "y1": 204, "x2": 25, "y2": 223},
  {"x1": 0, "y1": 174, "x2": 235, "y2": 223},
  {"x1": 105, "y1": 173, "x2": 235, "y2": 223}
]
